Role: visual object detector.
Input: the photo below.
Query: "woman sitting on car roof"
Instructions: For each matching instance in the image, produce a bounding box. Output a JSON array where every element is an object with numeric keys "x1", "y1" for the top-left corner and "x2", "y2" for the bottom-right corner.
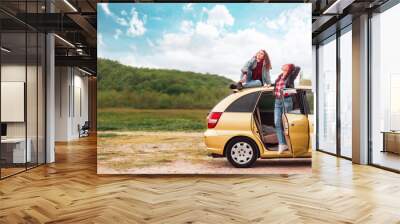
[{"x1": 230, "y1": 49, "x2": 272, "y2": 90}]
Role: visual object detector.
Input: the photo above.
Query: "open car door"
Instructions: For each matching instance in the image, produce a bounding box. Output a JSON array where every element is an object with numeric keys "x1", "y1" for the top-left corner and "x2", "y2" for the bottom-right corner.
[
  {"x1": 281, "y1": 89, "x2": 310, "y2": 157},
  {"x1": 304, "y1": 89, "x2": 314, "y2": 153}
]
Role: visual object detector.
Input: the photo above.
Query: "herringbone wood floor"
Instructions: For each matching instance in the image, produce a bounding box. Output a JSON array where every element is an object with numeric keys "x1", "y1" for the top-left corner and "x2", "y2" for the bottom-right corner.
[{"x1": 0, "y1": 135, "x2": 400, "y2": 224}]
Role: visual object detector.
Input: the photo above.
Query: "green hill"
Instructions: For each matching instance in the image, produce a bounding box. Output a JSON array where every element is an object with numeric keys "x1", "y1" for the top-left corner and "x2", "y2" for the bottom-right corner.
[{"x1": 98, "y1": 58, "x2": 233, "y2": 109}]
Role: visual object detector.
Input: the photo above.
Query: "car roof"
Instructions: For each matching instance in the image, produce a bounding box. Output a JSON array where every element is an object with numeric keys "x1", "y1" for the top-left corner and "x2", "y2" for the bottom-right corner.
[
  {"x1": 210, "y1": 87, "x2": 270, "y2": 112},
  {"x1": 233, "y1": 85, "x2": 312, "y2": 93},
  {"x1": 210, "y1": 85, "x2": 312, "y2": 112}
]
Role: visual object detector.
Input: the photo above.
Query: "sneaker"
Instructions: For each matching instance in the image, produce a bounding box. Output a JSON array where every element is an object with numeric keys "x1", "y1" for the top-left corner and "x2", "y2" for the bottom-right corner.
[
  {"x1": 229, "y1": 83, "x2": 237, "y2": 89},
  {"x1": 278, "y1": 144, "x2": 288, "y2": 154},
  {"x1": 237, "y1": 82, "x2": 243, "y2": 90}
]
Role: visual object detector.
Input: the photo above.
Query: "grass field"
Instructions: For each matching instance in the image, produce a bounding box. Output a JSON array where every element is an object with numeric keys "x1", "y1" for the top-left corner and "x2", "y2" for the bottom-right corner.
[{"x1": 98, "y1": 108, "x2": 209, "y2": 132}]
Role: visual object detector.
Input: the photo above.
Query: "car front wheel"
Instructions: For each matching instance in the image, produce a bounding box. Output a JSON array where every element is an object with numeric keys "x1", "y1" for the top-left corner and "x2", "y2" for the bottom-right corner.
[{"x1": 226, "y1": 138, "x2": 258, "y2": 168}]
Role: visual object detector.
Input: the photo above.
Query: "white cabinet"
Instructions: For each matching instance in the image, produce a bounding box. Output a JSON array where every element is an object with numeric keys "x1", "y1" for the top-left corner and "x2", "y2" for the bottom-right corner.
[{"x1": 1, "y1": 138, "x2": 32, "y2": 163}]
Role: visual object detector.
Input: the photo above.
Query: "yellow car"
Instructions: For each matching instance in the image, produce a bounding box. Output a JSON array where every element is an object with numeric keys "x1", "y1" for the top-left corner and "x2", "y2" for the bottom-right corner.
[{"x1": 204, "y1": 86, "x2": 313, "y2": 168}]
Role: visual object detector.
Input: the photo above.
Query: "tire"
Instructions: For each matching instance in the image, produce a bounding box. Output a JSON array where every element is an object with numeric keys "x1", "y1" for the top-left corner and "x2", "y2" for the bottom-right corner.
[{"x1": 226, "y1": 137, "x2": 258, "y2": 168}]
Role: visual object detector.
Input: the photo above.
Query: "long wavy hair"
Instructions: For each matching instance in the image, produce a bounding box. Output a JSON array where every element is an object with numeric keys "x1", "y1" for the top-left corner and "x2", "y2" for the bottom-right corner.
[
  {"x1": 258, "y1": 49, "x2": 272, "y2": 70},
  {"x1": 283, "y1": 63, "x2": 295, "y2": 75}
]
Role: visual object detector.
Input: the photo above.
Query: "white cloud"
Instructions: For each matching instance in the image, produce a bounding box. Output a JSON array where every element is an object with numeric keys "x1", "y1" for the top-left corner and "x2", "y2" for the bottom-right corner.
[
  {"x1": 126, "y1": 8, "x2": 146, "y2": 37},
  {"x1": 98, "y1": 34, "x2": 105, "y2": 46},
  {"x1": 262, "y1": 4, "x2": 312, "y2": 78},
  {"x1": 99, "y1": 3, "x2": 112, "y2": 16},
  {"x1": 183, "y1": 3, "x2": 194, "y2": 12},
  {"x1": 195, "y1": 22, "x2": 219, "y2": 39},
  {"x1": 115, "y1": 17, "x2": 128, "y2": 26},
  {"x1": 98, "y1": 34, "x2": 105, "y2": 58},
  {"x1": 113, "y1": 29, "x2": 122, "y2": 39},
  {"x1": 193, "y1": 5, "x2": 234, "y2": 39},
  {"x1": 100, "y1": 4, "x2": 129, "y2": 26},
  {"x1": 121, "y1": 10, "x2": 127, "y2": 16},
  {"x1": 264, "y1": 4, "x2": 310, "y2": 32},
  {"x1": 180, "y1": 20, "x2": 194, "y2": 33},
  {"x1": 101, "y1": 5, "x2": 312, "y2": 81},
  {"x1": 141, "y1": 27, "x2": 281, "y2": 80},
  {"x1": 146, "y1": 38, "x2": 155, "y2": 47},
  {"x1": 264, "y1": 13, "x2": 288, "y2": 30},
  {"x1": 152, "y1": 16, "x2": 162, "y2": 21},
  {"x1": 265, "y1": 18, "x2": 279, "y2": 30},
  {"x1": 205, "y1": 5, "x2": 234, "y2": 28}
]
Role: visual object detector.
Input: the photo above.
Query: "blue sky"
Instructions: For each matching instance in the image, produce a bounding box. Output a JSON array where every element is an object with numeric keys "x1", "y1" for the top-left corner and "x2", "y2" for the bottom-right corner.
[{"x1": 98, "y1": 3, "x2": 311, "y2": 81}]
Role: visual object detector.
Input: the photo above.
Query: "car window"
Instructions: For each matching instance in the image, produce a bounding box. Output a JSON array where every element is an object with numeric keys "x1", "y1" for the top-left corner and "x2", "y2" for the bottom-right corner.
[
  {"x1": 305, "y1": 90, "x2": 314, "y2": 115},
  {"x1": 225, "y1": 91, "x2": 260, "y2": 113},
  {"x1": 284, "y1": 90, "x2": 305, "y2": 115},
  {"x1": 257, "y1": 92, "x2": 274, "y2": 113}
]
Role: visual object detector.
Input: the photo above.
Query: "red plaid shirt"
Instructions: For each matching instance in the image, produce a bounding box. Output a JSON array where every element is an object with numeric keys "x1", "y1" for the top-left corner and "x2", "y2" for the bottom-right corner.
[{"x1": 274, "y1": 74, "x2": 288, "y2": 97}]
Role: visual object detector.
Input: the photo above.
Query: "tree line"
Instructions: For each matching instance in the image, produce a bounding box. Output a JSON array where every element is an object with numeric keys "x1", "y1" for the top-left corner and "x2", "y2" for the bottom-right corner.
[{"x1": 98, "y1": 58, "x2": 233, "y2": 109}]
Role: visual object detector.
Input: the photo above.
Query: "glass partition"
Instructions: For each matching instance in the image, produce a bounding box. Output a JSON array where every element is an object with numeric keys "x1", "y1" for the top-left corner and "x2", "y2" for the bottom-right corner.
[
  {"x1": 1, "y1": 30, "x2": 28, "y2": 177},
  {"x1": 0, "y1": 1, "x2": 46, "y2": 179},
  {"x1": 370, "y1": 3, "x2": 400, "y2": 171},
  {"x1": 339, "y1": 28, "x2": 352, "y2": 158},
  {"x1": 317, "y1": 36, "x2": 337, "y2": 154}
]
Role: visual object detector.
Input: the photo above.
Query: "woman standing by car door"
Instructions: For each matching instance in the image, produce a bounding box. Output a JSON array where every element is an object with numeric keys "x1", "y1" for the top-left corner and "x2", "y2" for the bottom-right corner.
[
  {"x1": 230, "y1": 49, "x2": 272, "y2": 90},
  {"x1": 274, "y1": 64, "x2": 296, "y2": 153}
]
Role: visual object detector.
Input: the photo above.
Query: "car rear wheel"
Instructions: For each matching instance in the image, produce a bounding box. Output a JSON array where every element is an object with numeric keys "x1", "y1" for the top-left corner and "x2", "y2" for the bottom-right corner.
[{"x1": 226, "y1": 138, "x2": 258, "y2": 168}]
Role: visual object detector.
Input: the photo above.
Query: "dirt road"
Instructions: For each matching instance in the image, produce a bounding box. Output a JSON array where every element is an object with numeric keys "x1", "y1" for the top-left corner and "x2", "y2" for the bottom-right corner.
[{"x1": 97, "y1": 131, "x2": 311, "y2": 174}]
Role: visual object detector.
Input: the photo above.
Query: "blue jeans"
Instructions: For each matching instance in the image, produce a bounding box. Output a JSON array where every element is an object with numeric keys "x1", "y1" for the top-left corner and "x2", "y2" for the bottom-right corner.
[
  {"x1": 240, "y1": 70, "x2": 262, "y2": 88},
  {"x1": 274, "y1": 97, "x2": 293, "y2": 145},
  {"x1": 244, "y1": 80, "x2": 262, "y2": 88}
]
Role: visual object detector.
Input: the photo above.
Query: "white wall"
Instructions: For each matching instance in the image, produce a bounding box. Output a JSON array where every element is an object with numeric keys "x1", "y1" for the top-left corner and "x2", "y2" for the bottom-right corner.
[
  {"x1": 72, "y1": 72, "x2": 89, "y2": 138},
  {"x1": 55, "y1": 66, "x2": 69, "y2": 141},
  {"x1": 55, "y1": 67, "x2": 89, "y2": 141}
]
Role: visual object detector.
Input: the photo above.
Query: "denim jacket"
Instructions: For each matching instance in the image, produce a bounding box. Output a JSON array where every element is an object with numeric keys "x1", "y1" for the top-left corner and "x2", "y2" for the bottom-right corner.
[{"x1": 241, "y1": 57, "x2": 271, "y2": 85}]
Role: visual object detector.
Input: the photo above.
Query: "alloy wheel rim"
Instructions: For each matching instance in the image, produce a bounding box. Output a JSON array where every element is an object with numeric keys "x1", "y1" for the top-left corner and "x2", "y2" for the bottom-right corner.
[{"x1": 231, "y1": 142, "x2": 253, "y2": 165}]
